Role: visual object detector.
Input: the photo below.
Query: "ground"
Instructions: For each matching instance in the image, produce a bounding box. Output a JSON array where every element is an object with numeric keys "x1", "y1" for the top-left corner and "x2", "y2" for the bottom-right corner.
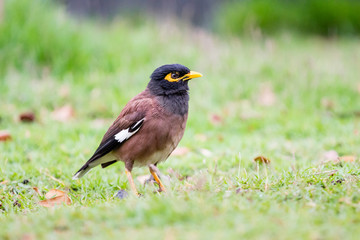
[{"x1": 1, "y1": 8, "x2": 360, "y2": 239}]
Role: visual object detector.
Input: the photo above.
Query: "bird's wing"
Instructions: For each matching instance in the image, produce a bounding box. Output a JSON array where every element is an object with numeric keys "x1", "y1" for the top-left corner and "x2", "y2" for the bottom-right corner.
[{"x1": 73, "y1": 95, "x2": 154, "y2": 179}]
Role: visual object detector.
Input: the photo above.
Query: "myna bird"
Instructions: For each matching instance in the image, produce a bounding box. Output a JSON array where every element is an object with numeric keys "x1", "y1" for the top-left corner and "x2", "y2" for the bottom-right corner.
[{"x1": 73, "y1": 64, "x2": 202, "y2": 196}]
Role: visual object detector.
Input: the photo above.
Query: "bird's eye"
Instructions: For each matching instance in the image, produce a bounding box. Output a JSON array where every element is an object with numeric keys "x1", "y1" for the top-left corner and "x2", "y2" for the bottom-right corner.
[{"x1": 171, "y1": 72, "x2": 180, "y2": 79}]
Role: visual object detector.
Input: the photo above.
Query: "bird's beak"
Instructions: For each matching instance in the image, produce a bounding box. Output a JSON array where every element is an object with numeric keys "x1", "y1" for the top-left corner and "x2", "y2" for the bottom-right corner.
[{"x1": 182, "y1": 71, "x2": 203, "y2": 81}]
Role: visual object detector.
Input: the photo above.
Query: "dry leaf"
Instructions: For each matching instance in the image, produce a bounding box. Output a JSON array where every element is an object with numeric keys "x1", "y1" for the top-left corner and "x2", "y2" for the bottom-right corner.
[
  {"x1": 306, "y1": 201, "x2": 317, "y2": 208},
  {"x1": 20, "y1": 234, "x2": 35, "y2": 240},
  {"x1": 38, "y1": 189, "x2": 71, "y2": 207},
  {"x1": 354, "y1": 128, "x2": 359, "y2": 136},
  {"x1": 265, "y1": 39, "x2": 276, "y2": 53},
  {"x1": 239, "y1": 111, "x2": 262, "y2": 120},
  {"x1": 32, "y1": 187, "x2": 42, "y2": 196},
  {"x1": 258, "y1": 83, "x2": 276, "y2": 107},
  {"x1": 199, "y1": 148, "x2": 212, "y2": 157},
  {"x1": 171, "y1": 147, "x2": 190, "y2": 156},
  {"x1": 254, "y1": 155, "x2": 271, "y2": 164},
  {"x1": 38, "y1": 195, "x2": 71, "y2": 207},
  {"x1": 339, "y1": 155, "x2": 356, "y2": 162},
  {"x1": 209, "y1": 114, "x2": 223, "y2": 126},
  {"x1": 91, "y1": 118, "x2": 111, "y2": 129},
  {"x1": 0, "y1": 130, "x2": 11, "y2": 142},
  {"x1": 59, "y1": 85, "x2": 70, "y2": 98},
  {"x1": 0, "y1": 180, "x2": 9, "y2": 185},
  {"x1": 19, "y1": 112, "x2": 35, "y2": 122},
  {"x1": 323, "y1": 150, "x2": 339, "y2": 162},
  {"x1": 52, "y1": 105, "x2": 75, "y2": 122},
  {"x1": 321, "y1": 98, "x2": 334, "y2": 110},
  {"x1": 339, "y1": 197, "x2": 352, "y2": 205},
  {"x1": 25, "y1": 130, "x2": 31, "y2": 138},
  {"x1": 45, "y1": 189, "x2": 66, "y2": 199},
  {"x1": 195, "y1": 134, "x2": 207, "y2": 142}
]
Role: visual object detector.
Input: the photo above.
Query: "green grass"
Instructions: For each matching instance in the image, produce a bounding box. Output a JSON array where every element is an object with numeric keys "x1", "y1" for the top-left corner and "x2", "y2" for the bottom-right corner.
[
  {"x1": 1, "y1": 1, "x2": 360, "y2": 239},
  {"x1": 216, "y1": 0, "x2": 360, "y2": 36}
]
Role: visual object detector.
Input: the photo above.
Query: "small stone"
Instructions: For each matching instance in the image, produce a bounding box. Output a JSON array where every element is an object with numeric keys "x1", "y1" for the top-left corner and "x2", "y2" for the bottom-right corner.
[{"x1": 115, "y1": 189, "x2": 128, "y2": 199}]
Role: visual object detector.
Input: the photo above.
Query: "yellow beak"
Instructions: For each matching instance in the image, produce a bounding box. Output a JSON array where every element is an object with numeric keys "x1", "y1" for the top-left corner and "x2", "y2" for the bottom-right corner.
[{"x1": 183, "y1": 71, "x2": 203, "y2": 81}]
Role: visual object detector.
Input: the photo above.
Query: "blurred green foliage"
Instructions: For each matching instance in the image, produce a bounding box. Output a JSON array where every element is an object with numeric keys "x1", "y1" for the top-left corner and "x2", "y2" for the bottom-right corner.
[
  {"x1": 216, "y1": 0, "x2": 360, "y2": 36},
  {"x1": 0, "y1": 0, "x2": 196, "y2": 78},
  {"x1": 0, "y1": 0, "x2": 103, "y2": 76}
]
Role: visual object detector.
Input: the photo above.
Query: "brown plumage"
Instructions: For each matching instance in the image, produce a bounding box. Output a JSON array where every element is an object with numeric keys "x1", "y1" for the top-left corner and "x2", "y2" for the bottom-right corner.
[{"x1": 73, "y1": 64, "x2": 202, "y2": 196}]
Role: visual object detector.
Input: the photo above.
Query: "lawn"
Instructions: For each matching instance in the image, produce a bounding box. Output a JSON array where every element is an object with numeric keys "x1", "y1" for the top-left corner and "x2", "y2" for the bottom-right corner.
[{"x1": 1, "y1": 1, "x2": 360, "y2": 239}]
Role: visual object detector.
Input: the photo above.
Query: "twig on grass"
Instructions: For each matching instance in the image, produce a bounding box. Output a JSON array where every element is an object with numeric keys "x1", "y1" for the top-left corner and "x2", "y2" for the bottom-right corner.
[{"x1": 42, "y1": 170, "x2": 65, "y2": 186}]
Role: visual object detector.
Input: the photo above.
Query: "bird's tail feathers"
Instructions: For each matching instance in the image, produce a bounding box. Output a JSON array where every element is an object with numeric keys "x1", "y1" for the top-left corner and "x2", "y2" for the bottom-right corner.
[{"x1": 72, "y1": 164, "x2": 91, "y2": 180}]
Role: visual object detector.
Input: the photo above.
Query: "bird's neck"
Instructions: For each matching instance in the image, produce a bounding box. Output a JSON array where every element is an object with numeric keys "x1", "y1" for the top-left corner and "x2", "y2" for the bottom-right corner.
[{"x1": 157, "y1": 91, "x2": 189, "y2": 116}]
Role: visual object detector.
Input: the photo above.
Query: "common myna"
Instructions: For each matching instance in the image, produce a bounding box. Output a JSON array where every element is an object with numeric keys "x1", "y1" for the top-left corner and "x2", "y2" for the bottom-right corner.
[{"x1": 73, "y1": 64, "x2": 202, "y2": 196}]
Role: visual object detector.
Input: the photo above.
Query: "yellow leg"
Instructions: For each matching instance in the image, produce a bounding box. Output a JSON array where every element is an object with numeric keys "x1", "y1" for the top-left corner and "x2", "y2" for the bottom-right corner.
[
  {"x1": 125, "y1": 168, "x2": 141, "y2": 197},
  {"x1": 149, "y1": 164, "x2": 166, "y2": 193}
]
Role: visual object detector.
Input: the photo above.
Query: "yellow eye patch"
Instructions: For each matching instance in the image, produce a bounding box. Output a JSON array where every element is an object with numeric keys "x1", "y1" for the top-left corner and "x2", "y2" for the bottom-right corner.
[
  {"x1": 164, "y1": 72, "x2": 180, "y2": 82},
  {"x1": 164, "y1": 71, "x2": 203, "y2": 82}
]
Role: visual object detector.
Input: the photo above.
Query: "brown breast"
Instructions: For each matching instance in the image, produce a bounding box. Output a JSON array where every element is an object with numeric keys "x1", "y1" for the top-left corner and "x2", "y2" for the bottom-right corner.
[{"x1": 113, "y1": 96, "x2": 188, "y2": 169}]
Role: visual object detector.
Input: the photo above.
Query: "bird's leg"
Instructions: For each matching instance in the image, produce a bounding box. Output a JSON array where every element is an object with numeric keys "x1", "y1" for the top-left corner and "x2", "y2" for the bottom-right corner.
[
  {"x1": 125, "y1": 168, "x2": 141, "y2": 197},
  {"x1": 149, "y1": 164, "x2": 166, "y2": 193}
]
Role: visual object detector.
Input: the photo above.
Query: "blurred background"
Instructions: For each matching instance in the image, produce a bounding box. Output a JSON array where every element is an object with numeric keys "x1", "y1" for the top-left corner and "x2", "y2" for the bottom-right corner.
[{"x1": 2, "y1": 0, "x2": 360, "y2": 76}]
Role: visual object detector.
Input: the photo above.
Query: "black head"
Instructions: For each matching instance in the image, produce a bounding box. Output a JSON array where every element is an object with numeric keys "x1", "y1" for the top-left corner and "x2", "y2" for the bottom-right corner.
[{"x1": 147, "y1": 64, "x2": 202, "y2": 96}]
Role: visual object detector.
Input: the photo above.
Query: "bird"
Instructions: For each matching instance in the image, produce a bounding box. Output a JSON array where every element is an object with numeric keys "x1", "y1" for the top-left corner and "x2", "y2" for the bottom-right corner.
[{"x1": 72, "y1": 64, "x2": 202, "y2": 196}]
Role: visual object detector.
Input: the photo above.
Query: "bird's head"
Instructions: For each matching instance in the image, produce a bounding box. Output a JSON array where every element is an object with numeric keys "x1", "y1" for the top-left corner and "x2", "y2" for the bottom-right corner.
[{"x1": 147, "y1": 64, "x2": 202, "y2": 96}]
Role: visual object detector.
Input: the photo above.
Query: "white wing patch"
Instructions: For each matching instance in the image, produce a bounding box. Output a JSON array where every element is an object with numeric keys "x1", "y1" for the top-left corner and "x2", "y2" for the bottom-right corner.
[{"x1": 114, "y1": 118, "x2": 144, "y2": 143}]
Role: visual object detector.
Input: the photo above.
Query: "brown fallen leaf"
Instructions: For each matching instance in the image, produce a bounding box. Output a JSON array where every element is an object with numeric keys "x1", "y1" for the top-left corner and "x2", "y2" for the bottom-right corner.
[
  {"x1": 199, "y1": 148, "x2": 212, "y2": 157},
  {"x1": 258, "y1": 83, "x2": 276, "y2": 107},
  {"x1": 339, "y1": 155, "x2": 357, "y2": 163},
  {"x1": 91, "y1": 118, "x2": 111, "y2": 129},
  {"x1": 209, "y1": 114, "x2": 223, "y2": 126},
  {"x1": 0, "y1": 130, "x2": 11, "y2": 142},
  {"x1": 0, "y1": 180, "x2": 9, "y2": 185},
  {"x1": 45, "y1": 189, "x2": 67, "y2": 199},
  {"x1": 38, "y1": 189, "x2": 71, "y2": 207},
  {"x1": 195, "y1": 134, "x2": 207, "y2": 142},
  {"x1": 323, "y1": 150, "x2": 339, "y2": 163},
  {"x1": 19, "y1": 112, "x2": 35, "y2": 122},
  {"x1": 32, "y1": 187, "x2": 42, "y2": 197},
  {"x1": 52, "y1": 105, "x2": 75, "y2": 122},
  {"x1": 254, "y1": 155, "x2": 271, "y2": 164},
  {"x1": 59, "y1": 85, "x2": 70, "y2": 98},
  {"x1": 38, "y1": 195, "x2": 71, "y2": 207},
  {"x1": 171, "y1": 147, "x2": 190, "y2": 157},
  {"x1": 321, "y1": 98, "x2": 335, "y2": 110},
  {"x1": 20, "y1": 233, "x2": 35, "y2": 240}
]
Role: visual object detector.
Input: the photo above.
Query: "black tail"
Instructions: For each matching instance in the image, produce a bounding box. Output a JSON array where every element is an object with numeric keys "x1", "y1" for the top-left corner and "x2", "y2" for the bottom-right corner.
[{"x1": 72, "y1": 164, "x2": 90, "y2": 179}]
